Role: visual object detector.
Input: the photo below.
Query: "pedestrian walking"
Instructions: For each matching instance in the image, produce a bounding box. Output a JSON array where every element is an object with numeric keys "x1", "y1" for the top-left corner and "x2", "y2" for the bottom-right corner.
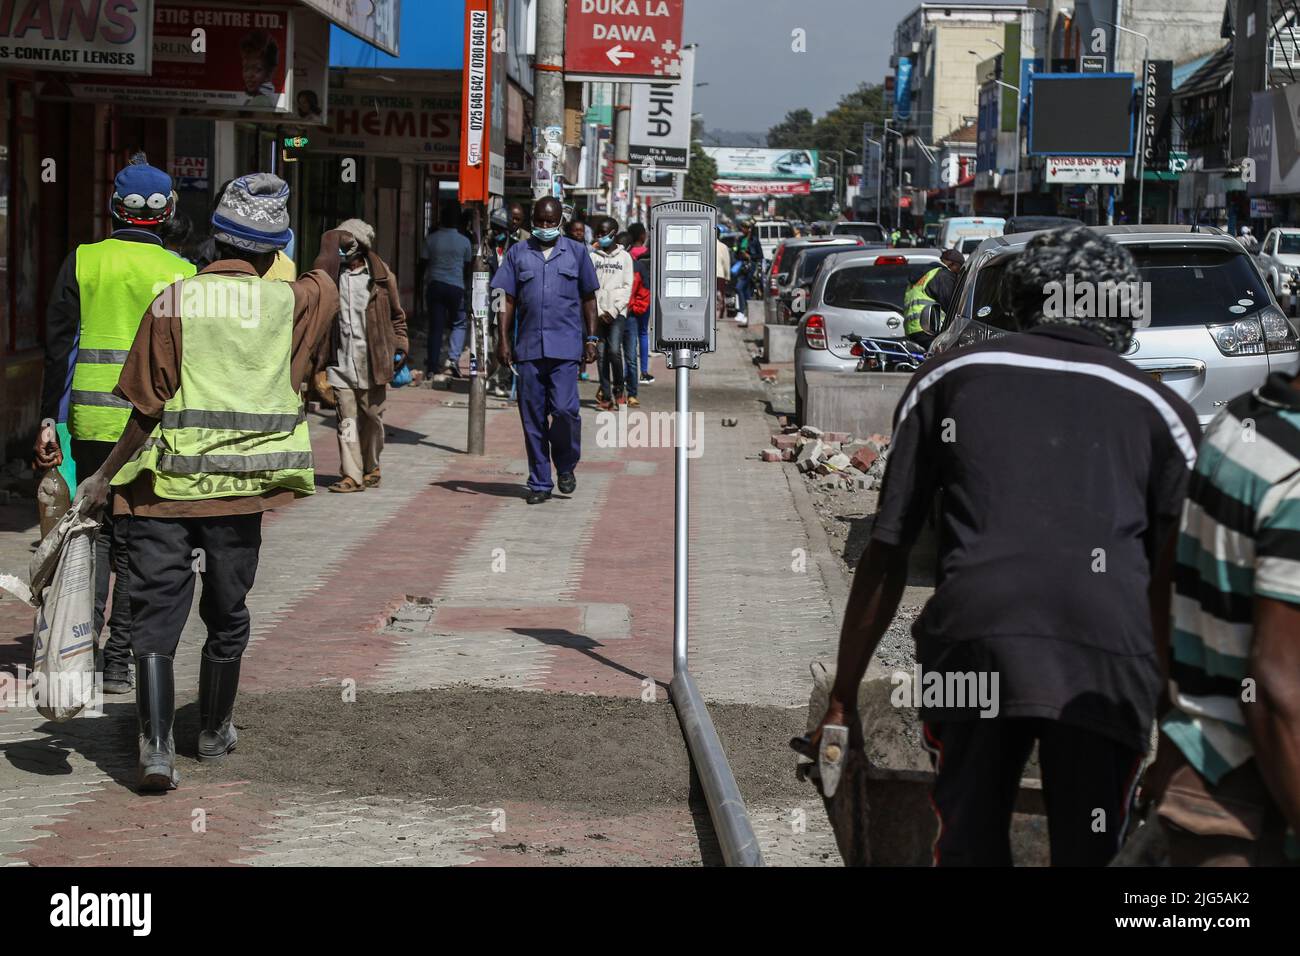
[
  {"x1": 74, "y1": 173, "x2": 346, "y2": 792},
  {"x1": 325, "y1": 218, "x2": 409, "y2": 494},
  {"x1": 629, "y1": 243, "x2": 654, "y2": 395},
  {"x1": 492, "y1": 196, "x2": 600, "y2": 505},
  {"x1": 734, "y1": 221, "x2": 761, "y2": 316},
  {"x1": 808, "y1": 227, "x2": 1202, "y2": 866},
  {"x1": 590, "y1": 218, "x2": 634, "y2": 411},
  {"x1": 36, "y1": 154, "x2": 197, "y2": 695},
  {"x1": 418, "y1": 202, "x2": 472, "y2": 382},
  {"x1": 1119, "y1": 371, "x2": 1300, "y2": 866}
]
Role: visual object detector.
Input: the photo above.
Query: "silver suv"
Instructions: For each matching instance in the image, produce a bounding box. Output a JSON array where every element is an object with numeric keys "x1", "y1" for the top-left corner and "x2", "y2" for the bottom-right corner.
[{"x1": 931, "y1": 226, "x2": 1300, "y2": 426}]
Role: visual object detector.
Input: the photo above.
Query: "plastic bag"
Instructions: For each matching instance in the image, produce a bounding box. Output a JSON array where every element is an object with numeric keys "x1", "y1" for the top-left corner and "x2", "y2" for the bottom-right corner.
[
  {"x1": 27, "y1": 501, "x2": 100, "y2": 721},
  {"x1": 391, "y1": 352, "x2": 413, "y2": 388}
]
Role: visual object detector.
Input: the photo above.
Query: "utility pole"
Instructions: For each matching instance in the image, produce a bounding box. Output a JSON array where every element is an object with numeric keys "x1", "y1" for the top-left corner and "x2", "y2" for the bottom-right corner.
[
  {"x1": 533, "y1": 0, "x2": 566, "y2": 199},
  {"x1": 613, "y1": 83, "x2": 632, "y2": 225},
  {"x1": 467, "y1": 208, "x2": 489, "y2": 455}
]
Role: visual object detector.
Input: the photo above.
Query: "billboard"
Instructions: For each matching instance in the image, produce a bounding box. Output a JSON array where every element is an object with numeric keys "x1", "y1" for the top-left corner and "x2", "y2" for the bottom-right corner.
[
  {"x1": 36, "y1": 3, "x2": 292, "y2": 112},
  {"x1": 1028, "y1": 73, "x2": 1135, "y2": 156},
  {"x1": 1245, "y1": 85, "x2": 1300, "y2": 197},
  {"x1": 300, "y1": 0, "x2": 399, "y2": 57},
  {"x1": 713, "y1": 179, "x2": 811, "y2": 197},
  {"x1": 630, "y1": 47, "x2": 694, "y2": 170},
  {"x1": 703, "y1": 147, "x2": 819, "y2": 181},
  {"x1": 0, "y1": 0, "x2": 152, "y2": 74}
]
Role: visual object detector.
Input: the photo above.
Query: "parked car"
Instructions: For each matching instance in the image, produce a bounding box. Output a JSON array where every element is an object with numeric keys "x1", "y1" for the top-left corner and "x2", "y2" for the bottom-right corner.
[
  {"x1": 830, "y1": 221, "x2": 888, "y2": 245},
  {"x1": 763, "y1": 235, "x2": 862, "y2": 325},
  {"x1": 936, "y1": 216, "x2": 1006, "y2": 250},
  {"x1": 1255, "y1": 226, "x2": 1300, "y2": 303},
  {"x1": 792, "y1": 248, "x2": 943, "y2": 424},
  {"x1": 782, "y1": 242, "x2": 873, "y2": 323},
  {"x1": 929, "y1": 225, "x2": 1300, "y2": 426},
  {"x1": 1003, "y1": 215, "x2": 1081, "y2": 234}
]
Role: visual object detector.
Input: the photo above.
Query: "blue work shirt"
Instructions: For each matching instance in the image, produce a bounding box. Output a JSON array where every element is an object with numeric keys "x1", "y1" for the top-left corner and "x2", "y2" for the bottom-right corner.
[
  {"x1": 421, "y1": 227, "x2": 473, "y2": 287},
  {"x1": 491, "y1": 236, "x2": 600, "y2": 362}
]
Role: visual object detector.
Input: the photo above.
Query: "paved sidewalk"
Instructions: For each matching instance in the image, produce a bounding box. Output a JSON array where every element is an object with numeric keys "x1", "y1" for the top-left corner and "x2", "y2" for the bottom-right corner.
[{"x1": 0, "y1": 309, "x2": 843, "y2": 866}]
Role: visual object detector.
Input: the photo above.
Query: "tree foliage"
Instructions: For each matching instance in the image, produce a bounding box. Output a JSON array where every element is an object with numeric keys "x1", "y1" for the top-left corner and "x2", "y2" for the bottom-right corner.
[{"x1": 762, "y1": 83, "x2": 888, "y2": 220}]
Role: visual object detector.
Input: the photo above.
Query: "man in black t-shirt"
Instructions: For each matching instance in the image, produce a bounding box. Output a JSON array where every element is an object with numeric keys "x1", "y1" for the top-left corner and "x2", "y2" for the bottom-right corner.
[{"x1": 808, "y1": 227, "x2": 1202, "y2": 866}]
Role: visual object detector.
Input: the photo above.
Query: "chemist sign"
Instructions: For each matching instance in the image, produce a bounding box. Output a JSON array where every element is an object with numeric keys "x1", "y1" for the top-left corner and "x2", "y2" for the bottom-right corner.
[
  {"x1": 565, "y1": 0, "x2": 685, "y2": 83},
  {"x1": 0, "y1": 0, "x2": 153, "y2": 74}
]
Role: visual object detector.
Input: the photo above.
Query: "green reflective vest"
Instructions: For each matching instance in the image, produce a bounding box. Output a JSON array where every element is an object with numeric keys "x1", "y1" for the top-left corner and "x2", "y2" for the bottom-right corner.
[
  {"x1": 111, "y1": 273, "x2": 314, "y2": 500},
  {"x1": 70, "y1": 238, "x2": 196, "y2": 442},
  {"x1": 903, "y1": 266, "x2": 942, "y2": 336}
]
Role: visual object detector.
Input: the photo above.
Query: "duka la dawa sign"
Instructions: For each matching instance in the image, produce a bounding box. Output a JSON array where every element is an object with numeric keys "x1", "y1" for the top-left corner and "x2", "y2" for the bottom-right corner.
[{"x1": 565, "y1": 0, "x2": 684, "y2": 82}]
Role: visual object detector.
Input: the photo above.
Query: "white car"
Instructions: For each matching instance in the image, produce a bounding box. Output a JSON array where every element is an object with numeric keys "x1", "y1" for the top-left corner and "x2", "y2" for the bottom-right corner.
[{"x1": 1255, "y1": 227, "x2": 1300, "y2": 301}]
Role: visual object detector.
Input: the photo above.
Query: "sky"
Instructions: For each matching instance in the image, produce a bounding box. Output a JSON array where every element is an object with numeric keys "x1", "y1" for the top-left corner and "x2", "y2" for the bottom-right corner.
[{"x1": 683, "y1": 0, "x2": 918, "y2": 137}]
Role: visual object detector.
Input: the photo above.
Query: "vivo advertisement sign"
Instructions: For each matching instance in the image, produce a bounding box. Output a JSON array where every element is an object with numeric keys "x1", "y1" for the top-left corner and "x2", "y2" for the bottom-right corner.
[{"x1": 894, "y1": 57, "x2": 912, "y2": 121}]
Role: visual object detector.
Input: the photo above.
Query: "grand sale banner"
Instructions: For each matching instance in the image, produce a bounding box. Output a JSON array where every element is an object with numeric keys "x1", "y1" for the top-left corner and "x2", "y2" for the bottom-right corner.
[{"x1": 38, "y1": 3, "x2": 292, "y2": 113}]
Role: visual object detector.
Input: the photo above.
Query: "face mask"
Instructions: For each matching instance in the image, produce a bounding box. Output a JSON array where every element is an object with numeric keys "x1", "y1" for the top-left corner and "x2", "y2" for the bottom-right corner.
[
  {"x1": 598, "y1": 235, "x2": 615, "y2": 249},
  {"x1": 532, "y1": 226, "x2": 561, "y2": 244}
]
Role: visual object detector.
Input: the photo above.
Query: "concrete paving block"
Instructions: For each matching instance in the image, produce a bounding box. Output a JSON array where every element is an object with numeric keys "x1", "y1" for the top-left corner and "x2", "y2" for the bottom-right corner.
[
  {"x1": 804, "y1": 371, "x2": 909, "y2": 439},
  {"x1": 764, "y1": 324, "x2": 798, "y2": 363}
]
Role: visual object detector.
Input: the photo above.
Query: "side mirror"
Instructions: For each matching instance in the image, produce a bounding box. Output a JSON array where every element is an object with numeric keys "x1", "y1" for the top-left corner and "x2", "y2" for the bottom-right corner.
[{"x1": 919, "y1": 303, "x2": 942, "y2": 336}]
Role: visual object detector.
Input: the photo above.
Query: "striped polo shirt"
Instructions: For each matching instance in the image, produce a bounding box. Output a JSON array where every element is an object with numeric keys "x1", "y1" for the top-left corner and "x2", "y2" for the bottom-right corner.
[{"x1": 1163, "y1": 372, "x2": 1300, "y2": 781}]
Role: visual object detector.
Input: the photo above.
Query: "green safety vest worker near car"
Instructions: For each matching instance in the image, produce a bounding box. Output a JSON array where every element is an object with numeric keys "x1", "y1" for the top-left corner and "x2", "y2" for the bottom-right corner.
[
  {"x1": 903, "y1": 248, "x2": 965, "y2": 347},
  {"x1": 77, "y1": 173, "x2": 350, "y2": 794}
]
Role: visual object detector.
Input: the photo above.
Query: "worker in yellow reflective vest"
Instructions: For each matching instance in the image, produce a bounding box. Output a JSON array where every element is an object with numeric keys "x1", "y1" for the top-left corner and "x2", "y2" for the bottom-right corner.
[
  {"x1": 36, "y1": 154, "x2": 196, "y2": 695},
  {"x1": 77, "y1": 174, "x2": 347, "y2": 792},
  {"x1": 902, "y1": 248, "x2": 964, "y2": 349}
]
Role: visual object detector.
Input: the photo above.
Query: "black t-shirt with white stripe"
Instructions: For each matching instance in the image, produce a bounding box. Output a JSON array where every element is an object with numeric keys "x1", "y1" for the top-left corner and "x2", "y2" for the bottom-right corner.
[{"x1": 874, "y1": 324, "x2": 1202, "y2": 750}]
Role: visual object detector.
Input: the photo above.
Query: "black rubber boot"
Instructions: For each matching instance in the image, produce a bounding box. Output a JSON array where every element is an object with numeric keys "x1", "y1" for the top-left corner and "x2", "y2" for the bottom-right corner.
[
  {"x1": 135, "y1": 654, "x2": 179, "y2": 792},
  {"x1": 197, "y1": 651, "x2": 241, "y2": 762}
]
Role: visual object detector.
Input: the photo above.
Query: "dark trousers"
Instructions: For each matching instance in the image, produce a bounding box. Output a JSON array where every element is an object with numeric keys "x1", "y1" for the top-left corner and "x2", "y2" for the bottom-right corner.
[
  {"x1": 515, "y1": 358, "x2": 581, "y2": 492},
  {"x1": 622, "y1": 315, "x2": 641, "y2": 397},
  {"x1": 597, "y1": 315, "x2": 627, "y2": 399},
  {"x1": 923, "y1": 717, "x2": 1143, "y2": 867},
  {"x1": 72, "y1": 439, "x2": 131, "y2": 671},
  {"x1": 426, "y1": 280, "x2": 465, "y2": 372},
  {"x1": 121, "y1": 514, "x2": 263, "y2": 659}
]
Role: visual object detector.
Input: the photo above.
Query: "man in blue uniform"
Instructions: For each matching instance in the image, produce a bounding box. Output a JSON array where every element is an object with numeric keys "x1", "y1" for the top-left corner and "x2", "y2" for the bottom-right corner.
[{"x1": 493, "y1": 197, "x2": 600, "y2": 504}]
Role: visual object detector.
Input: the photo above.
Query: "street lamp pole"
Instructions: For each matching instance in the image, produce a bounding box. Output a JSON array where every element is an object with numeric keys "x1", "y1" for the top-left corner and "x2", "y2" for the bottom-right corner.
[
  {"x1": 994, "y1": 79, "x2": 1021, "y2": 219},
  {"x1": 1108, "y1": 22, "x2": 1151, "y2": 225}
]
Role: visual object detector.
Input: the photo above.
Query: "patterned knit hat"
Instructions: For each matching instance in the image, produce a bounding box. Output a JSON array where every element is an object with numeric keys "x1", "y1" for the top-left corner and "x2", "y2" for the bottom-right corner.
[
  {"x1": 1001, "y1": 225, "x2": 1142, "y2": 353},
  {"x1": 211, "y1": 173, "x2": 292, "y2": 253},
  {"x1": 111, "y1": 153, "x2": 175, "y2": 227}
]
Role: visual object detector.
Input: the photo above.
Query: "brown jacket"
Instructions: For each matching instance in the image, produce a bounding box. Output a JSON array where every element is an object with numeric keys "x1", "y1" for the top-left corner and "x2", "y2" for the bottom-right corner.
[{"x1": 323, "y1": 250, "x2": 409, "y2": 385}]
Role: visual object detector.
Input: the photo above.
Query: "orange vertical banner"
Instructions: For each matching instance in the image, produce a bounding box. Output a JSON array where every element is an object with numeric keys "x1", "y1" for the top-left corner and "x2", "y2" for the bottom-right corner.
[{"x1": 460, "y1": 0, "x2": 493, "y2": 203}]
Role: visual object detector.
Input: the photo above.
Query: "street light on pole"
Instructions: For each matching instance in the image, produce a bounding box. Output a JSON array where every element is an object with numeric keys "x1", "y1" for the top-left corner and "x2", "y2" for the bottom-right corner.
[
  {"x1": 883, "y1": 123, "x2": 904, "y2": 229},
  {"x1": 1102, "y1": 20, "x2": 1151, "y2": 225},
  {"x1": 994, "y1": 79, "x2": 1021, "y2": 219}
]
